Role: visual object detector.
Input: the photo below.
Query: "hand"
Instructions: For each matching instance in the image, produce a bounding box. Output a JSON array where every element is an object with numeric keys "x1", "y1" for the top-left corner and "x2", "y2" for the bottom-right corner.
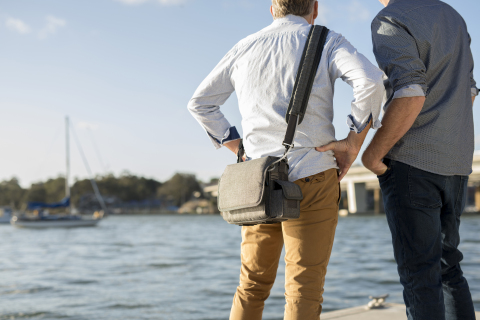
[
  {"x1": 316, "y1": 138, "x2": 360, "y2": 182},
  {"x1": 224, "y1": 139, "x2": 246, "y2": 161},
  {"x1": 362, "y1": 149, "x2": 388, "y2": 176}
]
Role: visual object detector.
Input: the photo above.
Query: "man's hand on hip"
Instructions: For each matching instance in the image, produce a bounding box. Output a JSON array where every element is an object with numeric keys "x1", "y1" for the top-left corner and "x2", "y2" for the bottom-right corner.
[
  {"x1": 224, "y1": 139, "x2": 246, "y2": 161},
  {"x1": 316, "y1": 126, "x2": 371, "y2": 182},
  {"x1": 316, "y1": 139, "x2": 359, "y2": 181}
]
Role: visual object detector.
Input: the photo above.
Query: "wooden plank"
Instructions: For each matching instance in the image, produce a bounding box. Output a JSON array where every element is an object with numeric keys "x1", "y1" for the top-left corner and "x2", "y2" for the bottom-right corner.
[{"x1": 322, "y1": 304, "x2": 480, "y2": 320}]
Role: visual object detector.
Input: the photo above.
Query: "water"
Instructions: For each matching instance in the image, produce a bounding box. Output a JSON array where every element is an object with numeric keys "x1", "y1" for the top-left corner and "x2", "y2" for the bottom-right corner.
[{"x1": 0, "y1": 215, "x2": 478, "y2": 320}]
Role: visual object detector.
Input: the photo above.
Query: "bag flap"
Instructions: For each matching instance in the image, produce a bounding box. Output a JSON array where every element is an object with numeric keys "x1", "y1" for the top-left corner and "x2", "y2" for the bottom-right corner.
[
  {"x1": 274, "y1": 180, "x2": 303, "y2": 200},
  {"x1": 218, "y1": 157, "x2": 278, "y2": 212}
]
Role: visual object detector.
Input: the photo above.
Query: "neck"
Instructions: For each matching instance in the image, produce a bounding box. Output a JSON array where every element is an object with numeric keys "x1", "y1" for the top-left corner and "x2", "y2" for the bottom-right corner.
[{"x1": 303, "y1": 14, "x2": 314, "y2": 25}]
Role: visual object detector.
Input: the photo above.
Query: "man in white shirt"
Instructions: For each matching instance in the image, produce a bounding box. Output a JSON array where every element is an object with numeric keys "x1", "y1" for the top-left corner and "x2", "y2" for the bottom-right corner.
[{"x1": 188, "y1": 1, "x2": 385, "y2": 319}]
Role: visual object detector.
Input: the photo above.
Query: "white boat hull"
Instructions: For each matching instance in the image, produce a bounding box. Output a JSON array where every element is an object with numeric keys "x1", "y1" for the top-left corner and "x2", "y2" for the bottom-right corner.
[
  {"x1": 11, "y1": 218, "x2": 101, "y2": 228},
  {"x1": 0, "y1": 218, "x2": 11, "y2": 224}
]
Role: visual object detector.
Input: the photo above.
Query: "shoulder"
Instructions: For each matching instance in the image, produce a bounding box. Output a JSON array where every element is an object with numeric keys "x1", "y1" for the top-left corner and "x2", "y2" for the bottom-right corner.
[
  {"x1": 324, "y1": 29, "x2": 342, "y2": 43},
  {"x1": 323, "y1": 29, "x2": 355, "y2": 55},
  {"x1": 372, "y1": 0, "x2": 457, "y2": 28},
  {"x1": 323, "y1": 29, "x2": 345, "y2": 48},
  {"x1": 371, "y1": 3, "x2": 404, "y2": 29}
]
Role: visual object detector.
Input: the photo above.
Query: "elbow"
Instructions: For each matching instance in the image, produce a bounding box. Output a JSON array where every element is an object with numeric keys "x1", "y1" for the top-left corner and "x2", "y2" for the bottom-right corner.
[
  {"x1": 187, "y1": 99, "x2": 200, "y2": 116},
  {"x1": 187, "y1": 99, "x2": 195, "y2": 113},
  {"x1": 414, "y1": 96, "x2": 426, "y2": 103},
  {"x1": 364, "y1": 73, "x2": 387, "y2": 97},
  {"x1": 373, "y1": 74, "x2": 386, "y2": 93},
  {"x1": 413, "y1": 96, "x2": 426, "y2": 111},
  {"x1": 405, "y1": 95, "x2": 426, "y2": 107},
  {"x1": 396, "y1": 95, "x2": 425, "y2": 104}
]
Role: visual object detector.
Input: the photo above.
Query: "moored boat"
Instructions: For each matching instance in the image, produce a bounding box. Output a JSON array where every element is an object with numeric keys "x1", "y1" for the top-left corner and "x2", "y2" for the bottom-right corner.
[
  {"x1": 11, "y1": 214, "x2": 101, "y2": 228},
  {"x1": 11, "y1": 116, "x2": 107, "y2": 229}
]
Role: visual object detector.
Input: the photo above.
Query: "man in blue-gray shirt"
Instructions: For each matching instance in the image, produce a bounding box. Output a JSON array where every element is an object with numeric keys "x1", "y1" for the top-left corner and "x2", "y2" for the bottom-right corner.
[{"x1": 362, "y1": 0, "x2": 478, "y2": 319}]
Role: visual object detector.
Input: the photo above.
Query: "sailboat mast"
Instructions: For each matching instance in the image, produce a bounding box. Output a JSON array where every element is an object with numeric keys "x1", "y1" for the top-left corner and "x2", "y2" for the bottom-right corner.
[{"x1": 65, "y1": 117, "x2": 71, "y2": 208}]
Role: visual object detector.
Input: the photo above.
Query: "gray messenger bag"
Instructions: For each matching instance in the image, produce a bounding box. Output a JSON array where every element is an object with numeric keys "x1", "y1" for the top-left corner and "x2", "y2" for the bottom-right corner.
[{"x1": 218, "y1": 25, "x2": 329, "y2": 226}]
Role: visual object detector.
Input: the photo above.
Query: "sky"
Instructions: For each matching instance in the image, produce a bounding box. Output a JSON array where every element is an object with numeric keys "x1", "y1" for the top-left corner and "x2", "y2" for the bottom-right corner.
[{"x1": 0, "y1": 0, "x2": 479, "y2": 188}]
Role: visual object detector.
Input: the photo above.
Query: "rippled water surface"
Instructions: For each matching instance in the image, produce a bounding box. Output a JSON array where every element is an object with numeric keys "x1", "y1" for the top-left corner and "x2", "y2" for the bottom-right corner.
[{"x1": 0, "y1": 215, "x2": 478, "y2": 319}]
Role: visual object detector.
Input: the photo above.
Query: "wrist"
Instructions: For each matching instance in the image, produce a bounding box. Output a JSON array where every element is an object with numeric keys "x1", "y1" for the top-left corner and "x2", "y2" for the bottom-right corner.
[
  {"x1": 346, "y1": 131, "x2": 366, "y2": 155},
  {"x1": 345, "y1": 138, "x2": 361, "y2": 156},
  {"x1": 224, "y1": 139, "x2": 241, "y2": 154},
  {"x1": 362, "y1": 149, "x2": 380, "y2": 168}
]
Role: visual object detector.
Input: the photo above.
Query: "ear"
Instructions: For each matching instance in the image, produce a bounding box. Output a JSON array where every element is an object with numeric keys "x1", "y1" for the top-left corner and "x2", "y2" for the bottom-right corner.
[
  {"x1": 270, "y1": 5, "x2": 275, "y2": 18},
  {"x1": 313, "y1": 1, "x2": 318, "y2": 21}
]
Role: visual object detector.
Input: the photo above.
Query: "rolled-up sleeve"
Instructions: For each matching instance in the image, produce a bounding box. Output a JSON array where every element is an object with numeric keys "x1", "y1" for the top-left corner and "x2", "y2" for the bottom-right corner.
[
  {"x1": 328, "y1": 34, "x2": 385, "y2": 133},
  {"x1": 187, "y1": 48, "x2": 240, "y2": 149},
  {"x1": 372, "y1": 16, "x2": 428, "y2": 100}
]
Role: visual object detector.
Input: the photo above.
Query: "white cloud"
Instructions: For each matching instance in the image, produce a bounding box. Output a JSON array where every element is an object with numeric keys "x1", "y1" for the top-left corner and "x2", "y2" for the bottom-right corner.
[
  {"x1": 346, "y1": 0, "x2": 371, "y2": 22},
  {"x1": 5, "y1": 17, "x2": 31, "y2": 34},
  {"x1": 38, "y1": 15, "x2": 66, "y2": 40},
  {"x1": 78, "y1": 122, "x2": 100, "y2": 131},
  {"x1": 158, "y1": 0, "x2": 186, "y2": 4},
  {"x1": 115, "y1": 0, "x2": 186, "y2": 5}
]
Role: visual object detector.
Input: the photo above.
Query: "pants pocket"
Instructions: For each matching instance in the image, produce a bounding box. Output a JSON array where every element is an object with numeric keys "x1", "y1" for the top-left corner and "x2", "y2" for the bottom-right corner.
[{"x1": 408, "y1": 166, "x2": 446, "y2": 208}]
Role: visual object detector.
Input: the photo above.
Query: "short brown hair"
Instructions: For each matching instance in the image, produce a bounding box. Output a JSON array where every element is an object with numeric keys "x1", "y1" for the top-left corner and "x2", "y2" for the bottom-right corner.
[{"x1": 272, "y1": 0, "x2": 316, "y2": 19}]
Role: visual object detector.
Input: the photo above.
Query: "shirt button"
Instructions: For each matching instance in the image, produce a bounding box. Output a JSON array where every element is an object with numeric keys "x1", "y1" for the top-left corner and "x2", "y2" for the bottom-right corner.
[{"x1": 305, "y1": 178, "x2": 310, "y2": 182}]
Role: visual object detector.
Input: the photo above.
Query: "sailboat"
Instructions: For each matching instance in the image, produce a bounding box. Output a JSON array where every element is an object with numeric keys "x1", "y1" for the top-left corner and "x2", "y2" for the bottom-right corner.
[{"x1": 11, "y1": 117, "x2": 106, "y2": 228}]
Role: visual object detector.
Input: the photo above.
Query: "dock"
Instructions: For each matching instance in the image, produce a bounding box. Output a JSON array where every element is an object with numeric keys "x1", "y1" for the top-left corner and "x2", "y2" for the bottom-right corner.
[{"x1": 322, "y1": 303, "x2": 480, "y2": 319}]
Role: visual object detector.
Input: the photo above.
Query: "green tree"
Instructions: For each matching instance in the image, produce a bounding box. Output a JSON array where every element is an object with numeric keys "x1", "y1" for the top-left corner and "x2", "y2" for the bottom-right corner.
[
  {"x1": 0, "y1": 172, "x2": 208, "y2": 210},
  {"x1": 0, "y1": 178, "x2": 25, "y2": 209},
  {"x1": 44, "y1": 177, "x2": 68, "y2": 202},
  {"x1": 70, "y1": 173, "x2": 162, "y2": 206},
  {"x1": 157, "y1": 173, "x2": 202, "y2": 207},
  {"x1": 25, "y1": 183, "x2": 47, "y2": 203}
]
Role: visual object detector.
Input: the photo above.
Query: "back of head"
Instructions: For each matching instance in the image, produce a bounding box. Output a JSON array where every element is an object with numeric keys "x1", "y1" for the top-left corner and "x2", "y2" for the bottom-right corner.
[{"x1": 272, "y1": 0, "x2": 316, "y2": 19}]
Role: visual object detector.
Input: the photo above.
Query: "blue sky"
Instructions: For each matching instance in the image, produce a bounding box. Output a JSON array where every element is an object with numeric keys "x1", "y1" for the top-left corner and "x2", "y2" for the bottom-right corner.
[{"x1": 0, "y1": 0, "x2": 479, "y2": 187}]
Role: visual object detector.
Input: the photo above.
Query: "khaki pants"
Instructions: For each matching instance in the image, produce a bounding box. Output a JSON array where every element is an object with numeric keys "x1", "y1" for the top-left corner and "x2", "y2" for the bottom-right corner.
[{"x1": 229, "y1": 168, "x2": 340, "y2": 320}]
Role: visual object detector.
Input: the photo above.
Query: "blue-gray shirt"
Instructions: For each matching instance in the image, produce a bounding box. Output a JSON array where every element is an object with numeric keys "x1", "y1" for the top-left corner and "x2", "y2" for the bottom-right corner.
[{"x1": 372, "y1": 0, "x2": 479, "y2": 176}]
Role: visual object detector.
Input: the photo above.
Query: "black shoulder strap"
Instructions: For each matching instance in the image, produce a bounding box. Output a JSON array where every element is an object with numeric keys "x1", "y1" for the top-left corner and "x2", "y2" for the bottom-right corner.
[{"x1": 283, "y1": 25, "x2": 329, "y2": 149}]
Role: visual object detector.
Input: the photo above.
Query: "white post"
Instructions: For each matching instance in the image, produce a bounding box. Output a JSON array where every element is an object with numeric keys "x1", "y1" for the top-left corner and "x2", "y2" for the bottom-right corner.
[
  {"x1": 354, "y1": 183, "x2": 368, "y2": 213},
  {"x1": 347, "y1": 181, "x2": 357, "y2": 214}
]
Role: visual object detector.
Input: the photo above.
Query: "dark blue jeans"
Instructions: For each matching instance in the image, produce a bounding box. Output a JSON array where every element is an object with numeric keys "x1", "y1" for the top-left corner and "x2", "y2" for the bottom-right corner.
[{"x1": 378, "y1": 159, "x2": 475, "y2": 320}]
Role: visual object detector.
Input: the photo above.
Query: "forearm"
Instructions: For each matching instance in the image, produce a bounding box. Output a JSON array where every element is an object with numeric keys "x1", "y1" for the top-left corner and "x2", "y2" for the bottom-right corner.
[
  {"x1": 473, "y1": 96, "x2": 476, "y2": 105},
  {"x1": 347, "y1": 123, "x2": 371, "y2": 154},
  {"x1": 364, "y1": 96, "x2": 425, "y2": 162}
]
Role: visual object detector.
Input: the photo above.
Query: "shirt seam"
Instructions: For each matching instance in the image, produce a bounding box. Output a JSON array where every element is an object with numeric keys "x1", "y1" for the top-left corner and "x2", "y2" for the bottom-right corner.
[{"x1": 233, "y1": 30, "x2": 312, "y2": 54}]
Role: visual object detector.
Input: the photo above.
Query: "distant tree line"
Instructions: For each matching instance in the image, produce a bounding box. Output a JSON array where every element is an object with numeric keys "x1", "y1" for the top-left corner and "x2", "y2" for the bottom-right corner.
[{"x1": 0, "y1": 172, "x2": 208, "y2": 210}]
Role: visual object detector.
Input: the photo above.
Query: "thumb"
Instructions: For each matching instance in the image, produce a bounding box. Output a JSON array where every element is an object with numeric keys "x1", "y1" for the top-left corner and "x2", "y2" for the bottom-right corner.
[{"x1": 316, "y1": 141, "x2": 336, "y2": 153}]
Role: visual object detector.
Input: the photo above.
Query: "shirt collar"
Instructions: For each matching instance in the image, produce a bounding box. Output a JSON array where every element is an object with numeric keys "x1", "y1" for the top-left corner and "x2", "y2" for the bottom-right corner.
[{"x1": 272, "y1": 14, "x2": 310, "y2": 27}]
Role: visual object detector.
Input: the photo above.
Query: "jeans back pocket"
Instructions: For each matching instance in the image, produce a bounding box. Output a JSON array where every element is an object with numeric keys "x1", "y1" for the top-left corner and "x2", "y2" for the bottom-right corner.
[{"x1": 408, "y1": 166, "x2": 446, "y2": 208}]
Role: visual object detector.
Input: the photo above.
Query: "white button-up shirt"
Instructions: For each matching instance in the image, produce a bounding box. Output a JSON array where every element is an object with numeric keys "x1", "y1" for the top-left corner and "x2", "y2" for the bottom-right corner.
[{"x1": 188, "y1": 15, "x2": 385, "y2": 182}]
